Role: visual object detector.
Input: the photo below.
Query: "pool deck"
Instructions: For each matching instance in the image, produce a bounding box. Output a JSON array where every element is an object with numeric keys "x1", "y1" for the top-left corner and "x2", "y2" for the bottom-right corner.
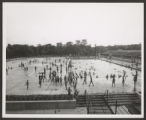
[{"x1": 6, "y1": 93, "x2": 141, "y2": 114}]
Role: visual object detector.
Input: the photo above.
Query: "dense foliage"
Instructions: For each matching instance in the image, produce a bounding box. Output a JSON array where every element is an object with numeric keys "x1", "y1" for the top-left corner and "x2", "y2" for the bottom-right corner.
[{"x1": 6, "y1": 40, "x2": 141, "y2": 59}]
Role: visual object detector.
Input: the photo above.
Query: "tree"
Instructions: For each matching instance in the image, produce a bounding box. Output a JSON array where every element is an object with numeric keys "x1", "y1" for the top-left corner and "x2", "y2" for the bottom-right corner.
[
  {"x1": 6, "y1": 41, "x2": 141, "y2": 59},
  {"x1": 66, "y1": 42, "x2": 73, "y2": 46},
  {"x1": 56, "y1": 42, "x2": 63, "y2": 47},
  {"x1": 75, "y1": 40, "x2": 81, "y2": 46},
  {"x1": 81, "y1": 39, "x2": 87, "y2": 46}
]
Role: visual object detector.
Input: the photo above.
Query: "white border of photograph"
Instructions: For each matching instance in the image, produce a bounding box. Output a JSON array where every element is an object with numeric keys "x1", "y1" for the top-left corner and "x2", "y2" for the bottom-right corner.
[{"x1": 2, "y1": 2, "x2": 144, "y2": 118}]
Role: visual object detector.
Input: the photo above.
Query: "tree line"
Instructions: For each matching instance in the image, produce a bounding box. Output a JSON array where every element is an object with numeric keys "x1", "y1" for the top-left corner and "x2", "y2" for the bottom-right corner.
[{"x1": 6, "y1": 39, "x2": 141, "y2": 59}]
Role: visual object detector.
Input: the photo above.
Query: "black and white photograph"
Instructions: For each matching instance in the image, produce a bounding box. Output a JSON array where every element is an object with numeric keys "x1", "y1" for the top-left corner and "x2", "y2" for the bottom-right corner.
[{"x1": 2, "y1": 2, "x2": 144, "y2": 118}]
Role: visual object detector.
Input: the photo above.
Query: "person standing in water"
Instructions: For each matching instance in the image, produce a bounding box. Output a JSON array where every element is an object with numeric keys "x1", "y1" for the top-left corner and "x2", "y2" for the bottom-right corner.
[
  {"x1": 49, "y1": 66, "x2": 52, "y2": 80},
  {"x1": 44, "y1": 68, "x2": 46, "y2": 76},
  {"x1": 132, "y1": 70, "x2": 138, "y2": 92},
  {"x1": 122, "y1": 70, "x2": 127, "y2": 87},
  {"x1": 68, "y1": 87, "x2": 72, "y2": 96},
  {"x1": 6, "y1": 68, "x2": 8, "y2": 75},
  {"x1": 26, "y1": 80, "x2": 29, "y2": 90},
  {"x1": 112, "y1": 74, "x2": 116, "y2": 87},
  {"x1": 64, "y1": 75, "x2": 68, "y2": 90},
  {"x1": 110, "y1": 74, "x2": 113, "y2": 79},
  {"x1": 83, "y1": 71, "x2": 87, "y2": 85},
  {"x1": 39, "y1": 74, "x2": 42, "y2": 88},
  {"x1": 106, "y1": 74, "x2": 109, "y2": 80},
  {"x1": 89, "y1": 72, "x2": 94, "y2": 86},
  {"x1": 35, "y1": 66, "x2": 37, "y2": 73}
]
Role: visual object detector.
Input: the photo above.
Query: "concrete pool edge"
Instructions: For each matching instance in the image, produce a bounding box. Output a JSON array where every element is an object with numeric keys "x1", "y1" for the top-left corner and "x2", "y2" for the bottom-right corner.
[{"x1": 6, "y1": 99, "x2": 76, "y2": 111}]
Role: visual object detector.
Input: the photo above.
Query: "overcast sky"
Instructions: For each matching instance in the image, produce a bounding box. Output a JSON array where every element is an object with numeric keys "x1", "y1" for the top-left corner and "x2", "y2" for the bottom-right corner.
[{"x1": 3, "y1": 3, "x2": 144, "y2": 46}]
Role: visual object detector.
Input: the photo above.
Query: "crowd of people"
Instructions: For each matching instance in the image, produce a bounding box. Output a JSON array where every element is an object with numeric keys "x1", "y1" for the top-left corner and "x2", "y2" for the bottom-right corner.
[{"x1": 6, "y1": 57, "x2": 139, "y2": 96}]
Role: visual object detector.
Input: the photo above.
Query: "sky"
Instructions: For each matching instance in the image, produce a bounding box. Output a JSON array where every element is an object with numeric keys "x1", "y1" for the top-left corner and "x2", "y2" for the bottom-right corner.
[{"x1": 3, "y1": 3, "x2": 144, "y2": 46}]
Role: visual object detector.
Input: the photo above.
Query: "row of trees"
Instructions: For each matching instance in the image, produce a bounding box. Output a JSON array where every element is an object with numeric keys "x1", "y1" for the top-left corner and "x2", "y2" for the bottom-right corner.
[{"x1": 6, "y1": 39, "x2": 141, "y2": 59}]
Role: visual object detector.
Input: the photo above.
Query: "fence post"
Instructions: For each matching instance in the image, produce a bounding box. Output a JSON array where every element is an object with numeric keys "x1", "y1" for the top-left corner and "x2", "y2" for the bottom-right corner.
[
  {"x1": 115, "y1": 100, "x2": 118, "y2": 114},
  {"x1": 85, "y1": 90, "x2": 87, "y2": 105},
  {"x1": 85, "y1": 90, "x2": 89, "y2": 114},
  {"x1": 107, "y1": 90, "x2": 108, "y2": 104}
]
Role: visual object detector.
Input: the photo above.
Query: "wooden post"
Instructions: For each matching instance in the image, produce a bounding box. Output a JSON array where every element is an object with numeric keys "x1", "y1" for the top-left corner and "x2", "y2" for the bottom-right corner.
[
  {"x1": 107, "y1": 90, "x2": 108, "y2": 103},
  {"x1": 87, "y1": 102, "x2": 89, "y2": 114},
  {"x1": 85, "y1": 90, "x2": 87, "y2": 106},
  {"x1": 54, "y1": 108, "x2": 56, "y2": 114},
  {"x1": 115, "y1": 100, "x2": 118, "y2": 114}
]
